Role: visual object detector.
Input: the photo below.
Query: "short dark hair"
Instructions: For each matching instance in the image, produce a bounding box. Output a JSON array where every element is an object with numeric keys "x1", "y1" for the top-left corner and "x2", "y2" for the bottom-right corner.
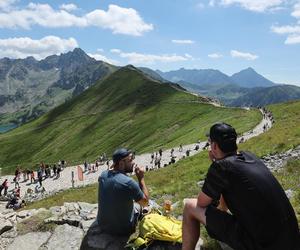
[
  {"x1": 209, "y1": 123, "x2": 237, "y2": 153},
  {"x1": 112, "y1": 148, "x2": 131, "y2": 163}
]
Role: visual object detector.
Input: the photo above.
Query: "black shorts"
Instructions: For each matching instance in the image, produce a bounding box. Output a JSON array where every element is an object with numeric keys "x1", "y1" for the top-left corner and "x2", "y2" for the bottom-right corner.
[{"x1": 205, "y1": 205, "x2": 256, "y2": 250}]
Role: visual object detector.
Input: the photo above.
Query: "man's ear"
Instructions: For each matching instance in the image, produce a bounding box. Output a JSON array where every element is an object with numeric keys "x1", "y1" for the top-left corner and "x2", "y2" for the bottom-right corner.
[{"x1": 211, "y1": 141, "x2": 217, "y2": 151}]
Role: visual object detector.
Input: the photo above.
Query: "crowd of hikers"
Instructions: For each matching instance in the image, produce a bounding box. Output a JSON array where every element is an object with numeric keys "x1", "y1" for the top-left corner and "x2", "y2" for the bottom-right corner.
[{"x1": 0, "y1": 160, "x2": 67, "y2": 210}]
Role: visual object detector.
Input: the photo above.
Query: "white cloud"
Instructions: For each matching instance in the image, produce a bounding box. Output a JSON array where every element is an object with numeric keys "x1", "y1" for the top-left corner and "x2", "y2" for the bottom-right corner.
[
  {"x1": 111, "y1": 49, "x2": 192, "y2": 65},
  {"x1": 172, "y1": 39, "x2": 195, "y2": 44},
  {"x1": 96, "y1": 48, "x2": 104, "y2": 52},
  {"x1": 208, "y1": 53, "x2": 223, "y2": 58},
  {"x1": 271, "y1": 2, "x2": 300, "y2": 45},
  {"x1": 271, "y1": 24, "x2": 300, "y2": 34},
  {"x1": 110, "y1": 48, "x2": 121, "y2": 54},
  {"x1": 88, "y1": 53, "x2": 119, "y2": 65},
  {"x1": 292, "y1": 2, "x2": 300, "y2": 18},
  {"x1": 0, "y1": 3, "x2": 153, "y2": 36},
  {"x1": 0, "y1": 36, "x2": 78, "y2": 60},
  {"x1": 0, "y1": 0, "x2": 16, "y2": 11},
  {"x1": 184, "y1": 53, "x2": 193, "y2": 58},
  {"x1": 59, "y1": 3, "x2": 78, "y2": 12},
  {"x1": 219, "y1": 0, "x2": 284, "y2": 12},
  {"x1": 230, "y1": 50, "x2": 258, "y2": 60},
  {"x1": 285, "y1": 34, "x2": 300, "y2": 44}
]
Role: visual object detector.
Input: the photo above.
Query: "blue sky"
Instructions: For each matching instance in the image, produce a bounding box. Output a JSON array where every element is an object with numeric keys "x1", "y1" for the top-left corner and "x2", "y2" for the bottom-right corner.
[{"x1": 0, "y1": 0, "x2": 300, "y2": 85}]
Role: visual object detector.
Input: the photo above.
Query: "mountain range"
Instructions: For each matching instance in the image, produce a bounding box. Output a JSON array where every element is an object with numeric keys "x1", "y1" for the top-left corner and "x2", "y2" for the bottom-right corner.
[
  {"x1": 154, "y1": 67, "x2": 300, "y2": 106},
  {"x1": 0, "y1": 48, "x2": 117, "y2": 126},
  {"x1": 0, "y1": 48, "x2": 300, "y2": 130}
]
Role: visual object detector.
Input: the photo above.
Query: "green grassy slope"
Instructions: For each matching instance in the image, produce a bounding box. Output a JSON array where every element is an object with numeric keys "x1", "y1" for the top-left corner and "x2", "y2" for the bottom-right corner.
[
  {"x1": 0, "y1": 66, "x2": 260, "y2": 174},
  {"x1": 22, "y1": 100, "x2": 300, "y2": 250},
  {"x1": 239, "y1": 100, "x2": 300, "y2": 156}
]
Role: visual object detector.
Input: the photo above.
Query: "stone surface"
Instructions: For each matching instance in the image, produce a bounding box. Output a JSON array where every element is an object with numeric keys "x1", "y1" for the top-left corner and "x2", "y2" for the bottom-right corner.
[
  {"x1": 0, "y1": 218, "x2": 13, "y2": 235},
  {"x1": 45, "y1": 224, "x2": 84, "y2": 250},
  {"x1": 81, "y1": 220, "x2": 94, "y2": 233},
  {"x1": 78, "y1": 202, "x2": 97, "y2": 213},
  {"x1": 7, "y1": 232, "x2": 51, "y2": 250},
  {"x1": 80, "y1": 221, "x2": 128, "y2": 250}
]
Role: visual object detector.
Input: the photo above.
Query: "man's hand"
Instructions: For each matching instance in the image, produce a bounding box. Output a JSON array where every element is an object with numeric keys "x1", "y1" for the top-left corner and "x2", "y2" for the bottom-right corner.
[{"x1": 134, "y1": 166, "x2": 145, "y2": 180}]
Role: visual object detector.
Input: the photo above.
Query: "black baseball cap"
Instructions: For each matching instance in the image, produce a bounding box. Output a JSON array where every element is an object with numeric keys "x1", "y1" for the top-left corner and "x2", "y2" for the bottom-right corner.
[
  {"x1": 112, "y1": 148, "x2": 131, "y2": 163},
  {"x1": 208, "y1": 123, "x2": 237, "y2": 144}
]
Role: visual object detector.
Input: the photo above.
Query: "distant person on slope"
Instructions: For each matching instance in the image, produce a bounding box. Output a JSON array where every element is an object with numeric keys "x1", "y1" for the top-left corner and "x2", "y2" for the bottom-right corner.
[
  {"x1": 182, "y1": 123, "x2": 300, "y2": 250},
  {"x1": 97, "y1": 148, "x2": 149, "y2": 236}
]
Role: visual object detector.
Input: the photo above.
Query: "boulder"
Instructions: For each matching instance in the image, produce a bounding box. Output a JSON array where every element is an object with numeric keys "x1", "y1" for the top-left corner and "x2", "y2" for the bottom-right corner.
[
  {"x1": 49, "y1": 205, "x2": 66, "y2": 217},
  {"x1": 0, "y1": 218, "x2": 13, "y2": 235},
  {"x1": 80, "y1": 221, "x2": 128, "y2": 250},
  {"x1": 78, "y1": 202, "x2": 98, "y2": 213},
  {"x1": 45, "y1": 224, "x2": 84, "y2": 250},
  {"x1": 62, "y1": 214, "x2": 82, "y2": 227},
  {"x1": 7, "y1": 232, "x2": 51, "y2": 250}
]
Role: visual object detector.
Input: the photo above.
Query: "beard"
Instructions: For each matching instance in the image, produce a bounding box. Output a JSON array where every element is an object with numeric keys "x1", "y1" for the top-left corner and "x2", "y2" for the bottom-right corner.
[{"x1": 124, "y1": 163, "x2": 134, "y2": 173}]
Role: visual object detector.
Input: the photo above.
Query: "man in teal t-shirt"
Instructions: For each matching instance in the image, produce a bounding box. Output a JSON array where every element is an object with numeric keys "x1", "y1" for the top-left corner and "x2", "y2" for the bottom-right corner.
[{"x1": 97, "y1": 148, "x2": 149, "y2": 236}]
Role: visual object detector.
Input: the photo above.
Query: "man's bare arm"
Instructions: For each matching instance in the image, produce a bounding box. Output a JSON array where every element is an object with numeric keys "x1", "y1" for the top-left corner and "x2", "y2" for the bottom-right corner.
[
  {"x1": 135, "y1": 166, "x2": 149, "y2": 207},
  {"x1": 197, "y1": 191, "x2": 213, "y2": 207}
]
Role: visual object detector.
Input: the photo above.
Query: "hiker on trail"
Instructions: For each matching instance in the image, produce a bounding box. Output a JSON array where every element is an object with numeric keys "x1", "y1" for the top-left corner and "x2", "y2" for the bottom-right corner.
[
  {"x1": 0, "y1": 179, "x2": 8, "y2": 196},
  {"x1": 182, "y1": 123, "x2": 300, "y2": 250},
  {"x1": 56, "y1": 165, "x2": 61, "y2": 178},
  {"x1": 37, "y1": 167, "x2": 43, "y2": 187},
  {"x1": 14, "y1": 166, "x2": 21, "y2": 188},
  {"x1": 97, "y1": 148, "x2": 149, "y2": 236},
  {"x1": 186, "y1": 149, "x2": 190, "y2": 157},
  {"x1": 159, "y1": 148, "x2": 163, "y2": 157},
  {"x1": 52, "y1": 164, "x2": 57, "y2": 177},
  {"x1": 170, "y1": 148, "x2": 174, "y2": 157},
  {"x1": 95, "y1": 161, "x2": 99, "y2": 171},
  {"x1": 84, "y1": 161, "x2": 88, "y2": 172},
  {"x1": 150, "y1": 152, "x2": 154, "y2": 163},
  {"x1": 30, "y1": 170, "x2": 35, "y2": 183}
]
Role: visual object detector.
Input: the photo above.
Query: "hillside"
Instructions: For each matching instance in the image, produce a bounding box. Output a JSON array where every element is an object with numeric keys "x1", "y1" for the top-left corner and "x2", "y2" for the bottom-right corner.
[
  {"x1": 228, "y1": 85, "x2": 300, "y2": 107},
  {"x1": 20, "y1": 100, "x2": 300, "y2": 250},
  {"x1": 0, "y1": 66, "x2": 260, "y2": 174},
  {"x1": 0, "y1": 48, "x2": 117, "y2": 128},
  {"x1": 178, "y1": 80, "x2": 300, "y2": 107}
]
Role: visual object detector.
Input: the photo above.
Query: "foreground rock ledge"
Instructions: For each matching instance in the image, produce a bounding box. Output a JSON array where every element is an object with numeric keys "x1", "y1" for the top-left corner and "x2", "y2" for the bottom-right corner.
[{"x1": 0, "y1": 202, "x2": 184, "y2": 250}]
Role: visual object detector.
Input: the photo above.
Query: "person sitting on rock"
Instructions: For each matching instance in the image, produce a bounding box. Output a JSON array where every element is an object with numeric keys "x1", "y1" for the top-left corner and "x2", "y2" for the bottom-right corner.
[
  {"x1": 13, "y1": 199, "x2": 26, "y2": 210},
  {"x1": 182, "y1": 123, "x2": 300, "y2": 250},
  {"x1": 97, "y1": 148, "x2": 149, "y2": 236}
]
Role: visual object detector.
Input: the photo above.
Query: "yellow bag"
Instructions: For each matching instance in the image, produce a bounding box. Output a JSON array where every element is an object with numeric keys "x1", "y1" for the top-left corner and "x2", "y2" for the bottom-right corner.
[{"x1": 127, "y1": 213, "x2": 182, "y2": 249}]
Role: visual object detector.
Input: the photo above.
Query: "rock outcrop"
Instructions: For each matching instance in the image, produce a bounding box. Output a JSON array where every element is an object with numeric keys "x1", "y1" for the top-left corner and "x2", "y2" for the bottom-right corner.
[{"x1": 0, "y1": 202, "x2": 186, "y2": 250}]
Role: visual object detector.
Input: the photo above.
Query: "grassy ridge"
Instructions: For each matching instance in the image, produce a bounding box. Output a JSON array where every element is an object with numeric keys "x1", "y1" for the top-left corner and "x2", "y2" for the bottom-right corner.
[
  {"x1": 0, "y1": 67, "x2": 260, "y2": 174},
  {"x1": 23, "y1": 100, "x2": 300, "y2": 218}
]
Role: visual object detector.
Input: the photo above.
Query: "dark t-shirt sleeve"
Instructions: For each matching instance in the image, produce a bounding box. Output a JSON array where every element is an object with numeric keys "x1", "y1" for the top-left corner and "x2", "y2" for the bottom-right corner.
[
  {"x1": 202, "y1": 161, "x2": 229, "y2": 200},
  {"x1": 128, "y1": 179, "x2": 144, "y2": 202}
]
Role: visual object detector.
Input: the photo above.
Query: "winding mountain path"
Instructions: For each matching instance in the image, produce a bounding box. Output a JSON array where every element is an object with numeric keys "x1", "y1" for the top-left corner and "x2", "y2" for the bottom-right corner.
[{"x1": 0, "y1": 109, "x2": 272, "y2": 200}]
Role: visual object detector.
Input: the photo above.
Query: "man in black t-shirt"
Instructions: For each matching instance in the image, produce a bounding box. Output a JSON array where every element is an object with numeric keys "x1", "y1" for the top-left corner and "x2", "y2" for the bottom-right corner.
[{"x1": 182, "y1": 123, "x2": 300, "y2": 250}]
